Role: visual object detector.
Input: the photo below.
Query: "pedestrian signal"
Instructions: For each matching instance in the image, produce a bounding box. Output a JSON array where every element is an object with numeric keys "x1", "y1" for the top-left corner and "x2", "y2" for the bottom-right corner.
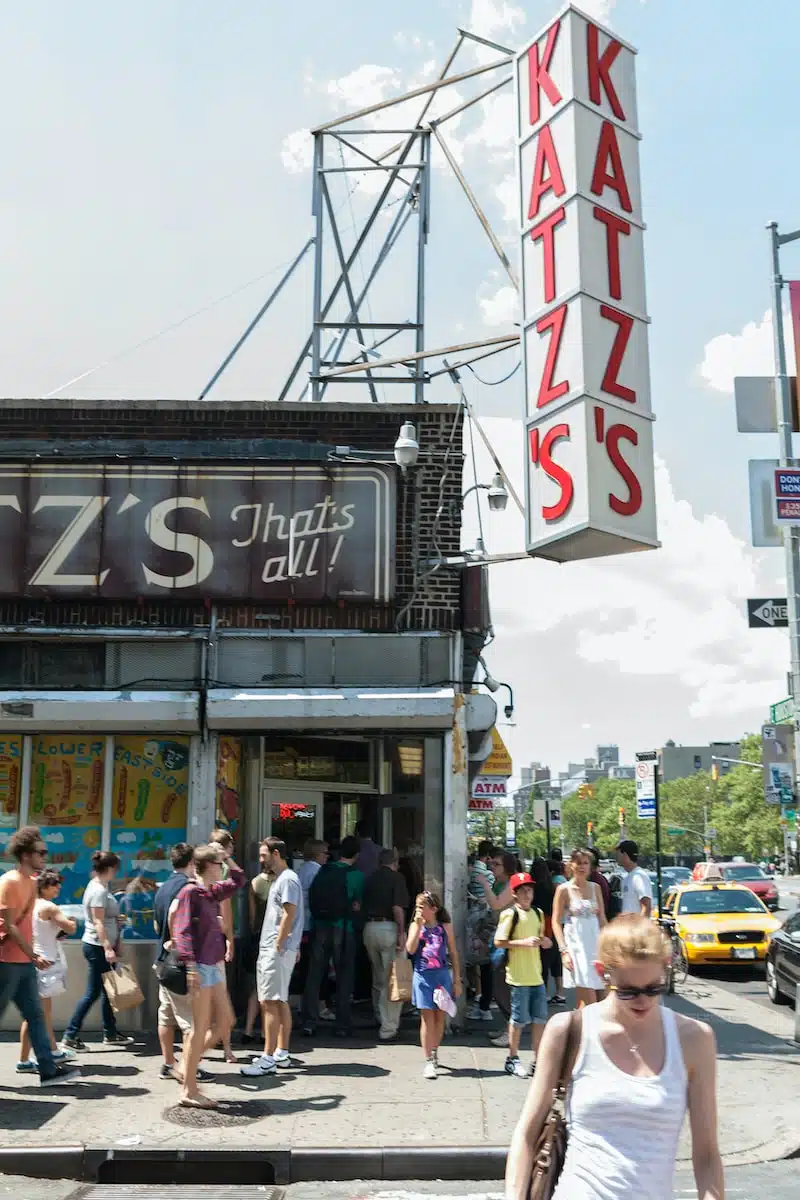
[
  {"x1": 711, "y1": 763, "x2": 720, "y2": 782},
  {"x1": 618, "y1": 807, "x2": 625, "y2": 825}
]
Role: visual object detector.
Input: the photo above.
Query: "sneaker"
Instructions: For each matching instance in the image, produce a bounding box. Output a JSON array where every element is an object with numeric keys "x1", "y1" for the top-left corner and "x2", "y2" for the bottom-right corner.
[
  {"x1": 301, "y1": 1025, "x2": 315, "y2": 1038},
  {"x1": 423, "y1": 1056, "x2": 438, "y2": 1080},
  {"x1": 103, "y1": 1033, "x2": 135, "y2": 1047},
  {"x1": 52, "y1": 1048, "x2": 75, "y2": 1062},
  {"x1": 319, "y1": 1007, "x2": 336, "y2": 1022},
  {"x1": 466, "y1": 1004, "x2": 492, "y2": 1022},
  {"x1": 489, "y1": 1029, "x2": 510, "y2": 1048},
  {"x1": 504, "y1": 1056, "x2": 530, "y2": 1079},
  {"x1": 548, "y1": 994, "x2": 566, "y2": 1006},
  {"x1": 160, "y1": 1064, "x2": 179, "y2": 1080},
  {"x1": 39, "y1": 1063, "x2": 81, "y2": 1087},
  {"x1": 240, "y1": 1054, "x2": 277, "y2": 1077},
  {"x1": 60, "y1": 1035, "x2": 86, "y2": 1052},
  {"x1": 16, "y1": 1060, "x2": 37, "y2": 1073},
  {"x1": 274, "y1": 1051, "x2": 294, "y2": 1069}
]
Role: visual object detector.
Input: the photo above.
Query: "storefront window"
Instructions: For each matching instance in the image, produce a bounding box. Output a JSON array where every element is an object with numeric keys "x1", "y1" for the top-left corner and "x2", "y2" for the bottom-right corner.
[
  {"x1": 29, "y1": 736, "x2": 105, "y2": 909},
  {"x1": 0, "y1": 735, "x2": 23, "y2": 878},
  {"x1": 111, "y1": 736, "x2": 190, "y2": 940},
  {"x1": 215, "y1": 736, "x2": 242, "y2": 834},
  {"x1": 263, "y1": 736, "x2": 372, "y2": 787}
]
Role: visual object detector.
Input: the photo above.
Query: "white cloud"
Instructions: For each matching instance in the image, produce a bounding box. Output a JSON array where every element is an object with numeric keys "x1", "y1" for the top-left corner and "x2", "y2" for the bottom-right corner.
[
  {"x1": 280, "y1": 129, "x2": 313, "y2": 175},
  {"x1": 326, "y1": 64, "x2": 402, "y2": 112},
  {"x1": 466, "y1": 0, "x2": 525, "y2": 41},
  {"x1": 698, "y1": 308, "x2": 794, "y2": 393},
  {"x1": 45, "y1": 832, "x2": 65, "y2": 845},
  {"x1": 479, "y1": 282, "x2": 518, "y2": 326},
  {"x1": 117, "y1": 832, "x2": 137, "y2": 844},
  {"x1": 577, "y1": 0, "x2": 617, "y2": 23}
]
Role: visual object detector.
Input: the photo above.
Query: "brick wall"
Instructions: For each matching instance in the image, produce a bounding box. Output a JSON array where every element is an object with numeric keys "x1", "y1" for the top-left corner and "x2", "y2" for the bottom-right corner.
[{"x1": 0, "y1": 400, "x2": 465, "y2": 632}]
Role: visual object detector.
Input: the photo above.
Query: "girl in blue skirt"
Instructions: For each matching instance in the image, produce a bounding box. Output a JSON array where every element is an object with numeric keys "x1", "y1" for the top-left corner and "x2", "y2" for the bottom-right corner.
[{"x1": 406, "y1": 891, "x2": 461, "y2": 1079}]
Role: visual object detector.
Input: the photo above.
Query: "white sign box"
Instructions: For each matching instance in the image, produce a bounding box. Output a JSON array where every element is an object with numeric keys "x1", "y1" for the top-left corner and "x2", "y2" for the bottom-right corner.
[
  {"x1": 523, "y1": 290, "x2": 652, "y2": 420},
  {"x1": 516, "y1": 3, "x2": 657, "y2": 561},
  {"x1": 522, "y1": 194, "x2": 648, "y2": 323},
  {"x1": 526, "y1": 395, "x2": 658, "y2": 561},
  {"x1": 516, "y1": 6, "x2": 640, "y2": 139},
  {"x1": 472, "y1": 777, "x2": 508, "y2": 799}
]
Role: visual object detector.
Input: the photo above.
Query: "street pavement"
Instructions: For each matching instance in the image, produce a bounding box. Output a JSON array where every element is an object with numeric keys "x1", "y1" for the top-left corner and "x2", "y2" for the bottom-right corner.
[{"x1": 1, "y1": 1163, "x2": 799, "y2": 1198}]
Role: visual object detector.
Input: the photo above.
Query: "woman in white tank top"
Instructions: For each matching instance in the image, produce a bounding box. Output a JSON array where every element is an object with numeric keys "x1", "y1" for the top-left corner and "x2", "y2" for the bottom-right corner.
[
  {"x1": 18, "y1": 870, "x2": 77, "y2": 1071},
  {"x1": 506, "y1": 914, "x2": 723, "y2": 1200}
]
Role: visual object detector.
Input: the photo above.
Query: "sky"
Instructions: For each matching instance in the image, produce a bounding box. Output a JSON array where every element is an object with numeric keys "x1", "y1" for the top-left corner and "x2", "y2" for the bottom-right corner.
[{"x1": 1, "y1": 0, "x2": 799, "y2": 780}]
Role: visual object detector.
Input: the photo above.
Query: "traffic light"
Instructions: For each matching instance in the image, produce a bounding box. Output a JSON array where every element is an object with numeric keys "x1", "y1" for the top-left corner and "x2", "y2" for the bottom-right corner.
[
  {"x1": 587, "y1": 821, "x2": 593, "y2": 835},
  {"x1": 618, "y1": 807, "x2": 625, "y2": 826},
  {"x1": 577, "y1": 783, "x2": 595, "y2": 800}
]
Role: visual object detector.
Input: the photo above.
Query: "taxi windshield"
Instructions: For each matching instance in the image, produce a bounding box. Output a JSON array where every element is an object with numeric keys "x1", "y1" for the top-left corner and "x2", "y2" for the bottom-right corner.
[
  {"x1": 721, "y1": 864, "x2": 766, "y2": 881},
  {"x1": 678, "y1": 889, "x2": 765, "y2": 915}
]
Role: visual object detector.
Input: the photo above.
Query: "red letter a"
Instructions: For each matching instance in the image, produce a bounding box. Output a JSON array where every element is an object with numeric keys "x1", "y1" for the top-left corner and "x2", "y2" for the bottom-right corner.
[
  {"x1": 527, "y1": 126, "x2": 566, "y2": 222},
  {"x1": 590, "y1": 121, "x2": 633, "y2": 213}
]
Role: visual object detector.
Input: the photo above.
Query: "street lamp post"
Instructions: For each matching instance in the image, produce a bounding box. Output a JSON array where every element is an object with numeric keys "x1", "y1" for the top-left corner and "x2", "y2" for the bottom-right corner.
[{"x1": 768, "y1": 221, "x2": 800, "y2": 881}]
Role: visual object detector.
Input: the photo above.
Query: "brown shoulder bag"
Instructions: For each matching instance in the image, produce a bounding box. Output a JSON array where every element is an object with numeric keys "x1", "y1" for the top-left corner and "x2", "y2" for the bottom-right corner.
[{"x1": 527, "y1": 1009, "x2": 582, "y2": 1200}]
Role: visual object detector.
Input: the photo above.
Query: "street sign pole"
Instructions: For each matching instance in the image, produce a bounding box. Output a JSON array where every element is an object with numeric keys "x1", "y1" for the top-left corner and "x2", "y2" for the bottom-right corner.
[
  {"x1": 768, "y1": 221, "x2": 800, "y2": 881},
  {"x1": 545, "y1": 795, "x2": 551, "y2": 858},
  {"x1": 654, "y1": 763, "x2": 663, "y2": 906}
]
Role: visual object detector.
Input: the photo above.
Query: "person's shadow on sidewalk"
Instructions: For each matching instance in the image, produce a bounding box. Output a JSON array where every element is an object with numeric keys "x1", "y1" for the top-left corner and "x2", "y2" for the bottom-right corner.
[
  {"x1": 0, "y1": 1083, "x2": 151, "y2": 1125},
  {"x1": 297, "y1": 1062, "x2": 390, "y2": 1078}
]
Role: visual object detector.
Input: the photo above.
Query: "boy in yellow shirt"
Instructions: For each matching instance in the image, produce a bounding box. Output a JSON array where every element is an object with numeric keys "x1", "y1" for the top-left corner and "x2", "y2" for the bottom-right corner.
[{"x1": 494, "y1": 872, "x2": 552, "y2": 1079}]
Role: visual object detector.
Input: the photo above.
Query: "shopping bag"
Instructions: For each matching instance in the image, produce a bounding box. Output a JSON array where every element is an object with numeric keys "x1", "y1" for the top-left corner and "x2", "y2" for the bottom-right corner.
[
  {"x1": 389, "y1": 953, "x2": 413, "y2": 1003},
  {"x1": 103, "y1": 961, "x2": 144, "y2": 1013}
]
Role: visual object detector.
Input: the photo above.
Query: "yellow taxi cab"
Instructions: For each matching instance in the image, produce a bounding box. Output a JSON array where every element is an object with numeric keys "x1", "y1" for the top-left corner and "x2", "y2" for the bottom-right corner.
[{"x1": 659, "y1": 882, "x2": 782, "y2": 966}]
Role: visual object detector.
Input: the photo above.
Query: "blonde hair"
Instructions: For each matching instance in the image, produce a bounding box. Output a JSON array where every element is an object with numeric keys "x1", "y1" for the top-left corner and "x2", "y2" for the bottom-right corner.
[
  {"x1": 598, "y1": 914, "x2": 669, "y2": 969},
  {"x1": 194, "y1": 844, "x2": 223, "y2": 877}
]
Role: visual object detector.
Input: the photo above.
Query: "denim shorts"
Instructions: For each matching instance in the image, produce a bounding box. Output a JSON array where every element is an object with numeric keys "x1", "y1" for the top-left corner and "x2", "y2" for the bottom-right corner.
[
  {"x1": 510, "y1": 983, "x2": 548, "y2": 1027},
  {"x1": 195, "y1": 962, "x2": 225, "y2": 989}
]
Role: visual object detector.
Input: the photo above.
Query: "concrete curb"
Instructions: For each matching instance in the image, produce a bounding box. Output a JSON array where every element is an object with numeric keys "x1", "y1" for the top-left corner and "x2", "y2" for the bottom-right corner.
[{"x1": 0, "y1": 1141, "x2": 798, "y2": 1184}]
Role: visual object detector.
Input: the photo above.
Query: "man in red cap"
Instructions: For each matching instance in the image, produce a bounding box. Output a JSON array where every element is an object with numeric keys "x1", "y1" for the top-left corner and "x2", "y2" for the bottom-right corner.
[{"x1": 493, "y1": 872, "x2": 552, "y2": 1079}]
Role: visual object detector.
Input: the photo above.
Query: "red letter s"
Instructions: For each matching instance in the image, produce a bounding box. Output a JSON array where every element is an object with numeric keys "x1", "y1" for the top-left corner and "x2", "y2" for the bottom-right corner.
[
  {"x1": 605, "y1": 422, "x2": 642, "y2": 517},
  {"x1": 529, "y1": 423, "x2": 574, "y2": 521}
]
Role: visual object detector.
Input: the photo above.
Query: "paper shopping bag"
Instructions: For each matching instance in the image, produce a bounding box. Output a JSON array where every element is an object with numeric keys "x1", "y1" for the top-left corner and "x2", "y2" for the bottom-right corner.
[
  {"x1": 389, "y1": 953, "x2": 413, "y2": 1003},
  {"x1": 103, "y1": 962, "x2": 144, "y2": 1013}
]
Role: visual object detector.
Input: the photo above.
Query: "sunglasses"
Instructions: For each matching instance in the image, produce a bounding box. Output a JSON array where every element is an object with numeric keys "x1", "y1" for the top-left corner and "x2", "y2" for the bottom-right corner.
[{"x1": 608, "y1": 983, "x2": 666, "y2": 1000}]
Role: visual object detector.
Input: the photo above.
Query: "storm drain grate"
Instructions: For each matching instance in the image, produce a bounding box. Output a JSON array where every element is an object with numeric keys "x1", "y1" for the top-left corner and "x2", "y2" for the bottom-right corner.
[
  {"x1": 70, "y1": 1189, "x2": 285, "y2": 1199},
  {"x1": 161, "y1": 1098, "x2": 273, "y2": 1127}
]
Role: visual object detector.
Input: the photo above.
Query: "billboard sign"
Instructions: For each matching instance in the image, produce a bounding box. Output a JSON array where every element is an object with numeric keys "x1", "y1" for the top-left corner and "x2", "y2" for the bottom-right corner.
[
  {"x1": 0, "y1": 463, "x2": 395, "y2": 602},
  {"x1": 516, "y1": 4, "x2": 658, "y2": 562},
  {"x1": 481, "y1": 727, "x2": 513, "y2": 776}
]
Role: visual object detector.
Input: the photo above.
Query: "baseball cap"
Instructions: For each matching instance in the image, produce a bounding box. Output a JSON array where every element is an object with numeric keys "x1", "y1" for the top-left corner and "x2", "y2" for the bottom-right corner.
[{"x1": 510, "y1": 872, "x2": 534, "y2": 891}]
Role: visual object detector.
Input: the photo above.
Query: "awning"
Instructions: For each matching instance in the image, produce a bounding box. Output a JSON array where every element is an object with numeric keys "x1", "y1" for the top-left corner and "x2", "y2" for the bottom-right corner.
[
  {"x1": 0, "y1": 690, "x2": 200, "y2": 733},
  {"x1": 206, "y1": 687, "x2": 456, "y2": 731}
]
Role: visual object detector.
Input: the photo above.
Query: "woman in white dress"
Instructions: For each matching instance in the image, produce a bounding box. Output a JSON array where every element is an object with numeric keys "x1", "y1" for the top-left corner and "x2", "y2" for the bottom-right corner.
[
  {"x1": 506, "y1": 915, "x2": 723, "y2": 1200},
  {"x1": 552, "y1": 849, "x2": 606, "y2": 1007}
]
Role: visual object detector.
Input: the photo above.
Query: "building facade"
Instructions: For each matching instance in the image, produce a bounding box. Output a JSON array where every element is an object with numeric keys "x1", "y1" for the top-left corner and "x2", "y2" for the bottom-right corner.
[
  {"x1": 658, "y1": 741, "x2": 741, "y2": 783},
  {"x1": 0, "y1": 398, "x2": 495, "y2": 1027}
]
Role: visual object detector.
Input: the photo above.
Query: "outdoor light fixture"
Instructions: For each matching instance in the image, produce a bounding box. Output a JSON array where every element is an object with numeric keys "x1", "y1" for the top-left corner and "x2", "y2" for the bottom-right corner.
[
  {"x1": 486, "y1": 472, "x2": 508, "y2": 512},
  {"x1": 394, "y1": 422, "x2": 420, "y2": 471}
]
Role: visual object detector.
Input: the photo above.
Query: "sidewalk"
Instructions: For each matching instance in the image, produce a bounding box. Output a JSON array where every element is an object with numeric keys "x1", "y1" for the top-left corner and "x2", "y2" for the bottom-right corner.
[{"x1": 0, "y1": 980, "x2": 797, "y2": 1176}]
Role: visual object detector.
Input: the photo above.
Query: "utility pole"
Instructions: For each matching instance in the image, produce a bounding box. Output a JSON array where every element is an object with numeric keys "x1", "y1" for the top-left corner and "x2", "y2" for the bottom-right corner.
[{"x1": 768, "y1": 221, "x2": 800, "y2": 880}]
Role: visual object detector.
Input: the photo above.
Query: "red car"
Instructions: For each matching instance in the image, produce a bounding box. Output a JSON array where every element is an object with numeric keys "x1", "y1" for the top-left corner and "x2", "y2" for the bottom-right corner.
[{"x1": 714, "y1": 863, "x2": 779, "y2": 912}]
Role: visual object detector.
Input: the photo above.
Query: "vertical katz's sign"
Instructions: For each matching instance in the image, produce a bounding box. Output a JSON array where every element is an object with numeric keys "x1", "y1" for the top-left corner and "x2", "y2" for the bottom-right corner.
[{"x1": 516, "y1": 5, "x2": 658, "y2": 561}]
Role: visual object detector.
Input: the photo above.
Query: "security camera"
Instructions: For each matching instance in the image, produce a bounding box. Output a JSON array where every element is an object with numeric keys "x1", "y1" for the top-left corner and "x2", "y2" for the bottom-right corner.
[
  {"x1": 484, "y1": 674, "x2": 500, "y2": 693},
  {"x1": 504, "y1": 703, "x2": 514, "y2": 720}
]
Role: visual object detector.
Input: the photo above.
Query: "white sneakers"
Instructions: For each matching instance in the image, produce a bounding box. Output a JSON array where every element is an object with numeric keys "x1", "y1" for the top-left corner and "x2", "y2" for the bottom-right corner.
[
  {"x1": 241, "y1": 1055, "x2": 277, "y2": 1077},
  {"x1": 466, "y1": 1004, "x2": 493, "y2": 1022},
  {"x1": 504, "y1": 1056, "x2": 531, "y2": 1079},
  {"x1": 423, "y1": 1056, "x2": 438, "y2": 1080}
]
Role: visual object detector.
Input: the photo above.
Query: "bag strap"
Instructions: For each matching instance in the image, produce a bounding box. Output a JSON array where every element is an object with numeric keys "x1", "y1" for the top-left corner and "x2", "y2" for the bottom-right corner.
[{"x1": 555, "y1": 1008, "x2": 582, "y2": 1094}]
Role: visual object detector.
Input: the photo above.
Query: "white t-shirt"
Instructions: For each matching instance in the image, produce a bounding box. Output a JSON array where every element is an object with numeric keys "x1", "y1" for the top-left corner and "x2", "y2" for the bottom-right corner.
[
  {"x1": 260, "y1": 868, "x2": 303, "y2": 953},
  {"x1": 621, "y1": 865, "x2": 653, "y2": 915}
]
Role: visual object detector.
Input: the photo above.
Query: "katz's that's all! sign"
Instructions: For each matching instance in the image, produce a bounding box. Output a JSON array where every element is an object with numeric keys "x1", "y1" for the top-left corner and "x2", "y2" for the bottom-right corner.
[{"x1": 516, "y1": 4, "x2": 658, "y2": 562}]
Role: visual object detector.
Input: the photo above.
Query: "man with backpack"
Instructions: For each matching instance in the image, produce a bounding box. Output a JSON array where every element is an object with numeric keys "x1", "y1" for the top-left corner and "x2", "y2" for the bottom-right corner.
[
  {"x1": 492, "y1": 871, "x2": 552, "y2": 1080},
  {"x1": 301, "y1": 834, "x2": 364, "y2": 1039}
]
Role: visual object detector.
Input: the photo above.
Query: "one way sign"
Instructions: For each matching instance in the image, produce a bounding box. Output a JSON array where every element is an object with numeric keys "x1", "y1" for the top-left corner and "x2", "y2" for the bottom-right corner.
[{"x1": 747, "y1": 598, "x2": 789, "y2": 628}]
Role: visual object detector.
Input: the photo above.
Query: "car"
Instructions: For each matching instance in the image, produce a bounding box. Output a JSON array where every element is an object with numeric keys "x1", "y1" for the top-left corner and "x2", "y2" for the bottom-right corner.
[
  {"x1": 766, "y1": 909, "x2": 800, "y2": 1005},
  {"x1": 710, "y1": 862, "x2": 780, "y2": 911},
  {"x1": 662, "y1": 866, "x2": 692, "y2": 888},
  {"x1": 659, "y1": 882, "x2": 782, "y2": 967}
]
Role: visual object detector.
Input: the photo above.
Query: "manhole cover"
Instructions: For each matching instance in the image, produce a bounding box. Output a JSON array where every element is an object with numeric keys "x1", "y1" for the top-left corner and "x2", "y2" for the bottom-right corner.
[
  {"x1": 162, "y1": 1099, "x2": 273, "y2": 1128},
  {"x1": 71, "y1": 1189, "x2": 284, "y2": 1198}
]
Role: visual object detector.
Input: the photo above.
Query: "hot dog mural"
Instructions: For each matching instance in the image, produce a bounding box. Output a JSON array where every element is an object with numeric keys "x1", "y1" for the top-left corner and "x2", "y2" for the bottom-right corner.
[
  {"x1": 29, "y1": 738, "x2": 107, "y2": 909},
  {"x1": 111, "y1": 736, "x2": 190, "y2": 938},
  {"x1": 215, "y1": 737, "x2": 242, "y2": 834}
]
